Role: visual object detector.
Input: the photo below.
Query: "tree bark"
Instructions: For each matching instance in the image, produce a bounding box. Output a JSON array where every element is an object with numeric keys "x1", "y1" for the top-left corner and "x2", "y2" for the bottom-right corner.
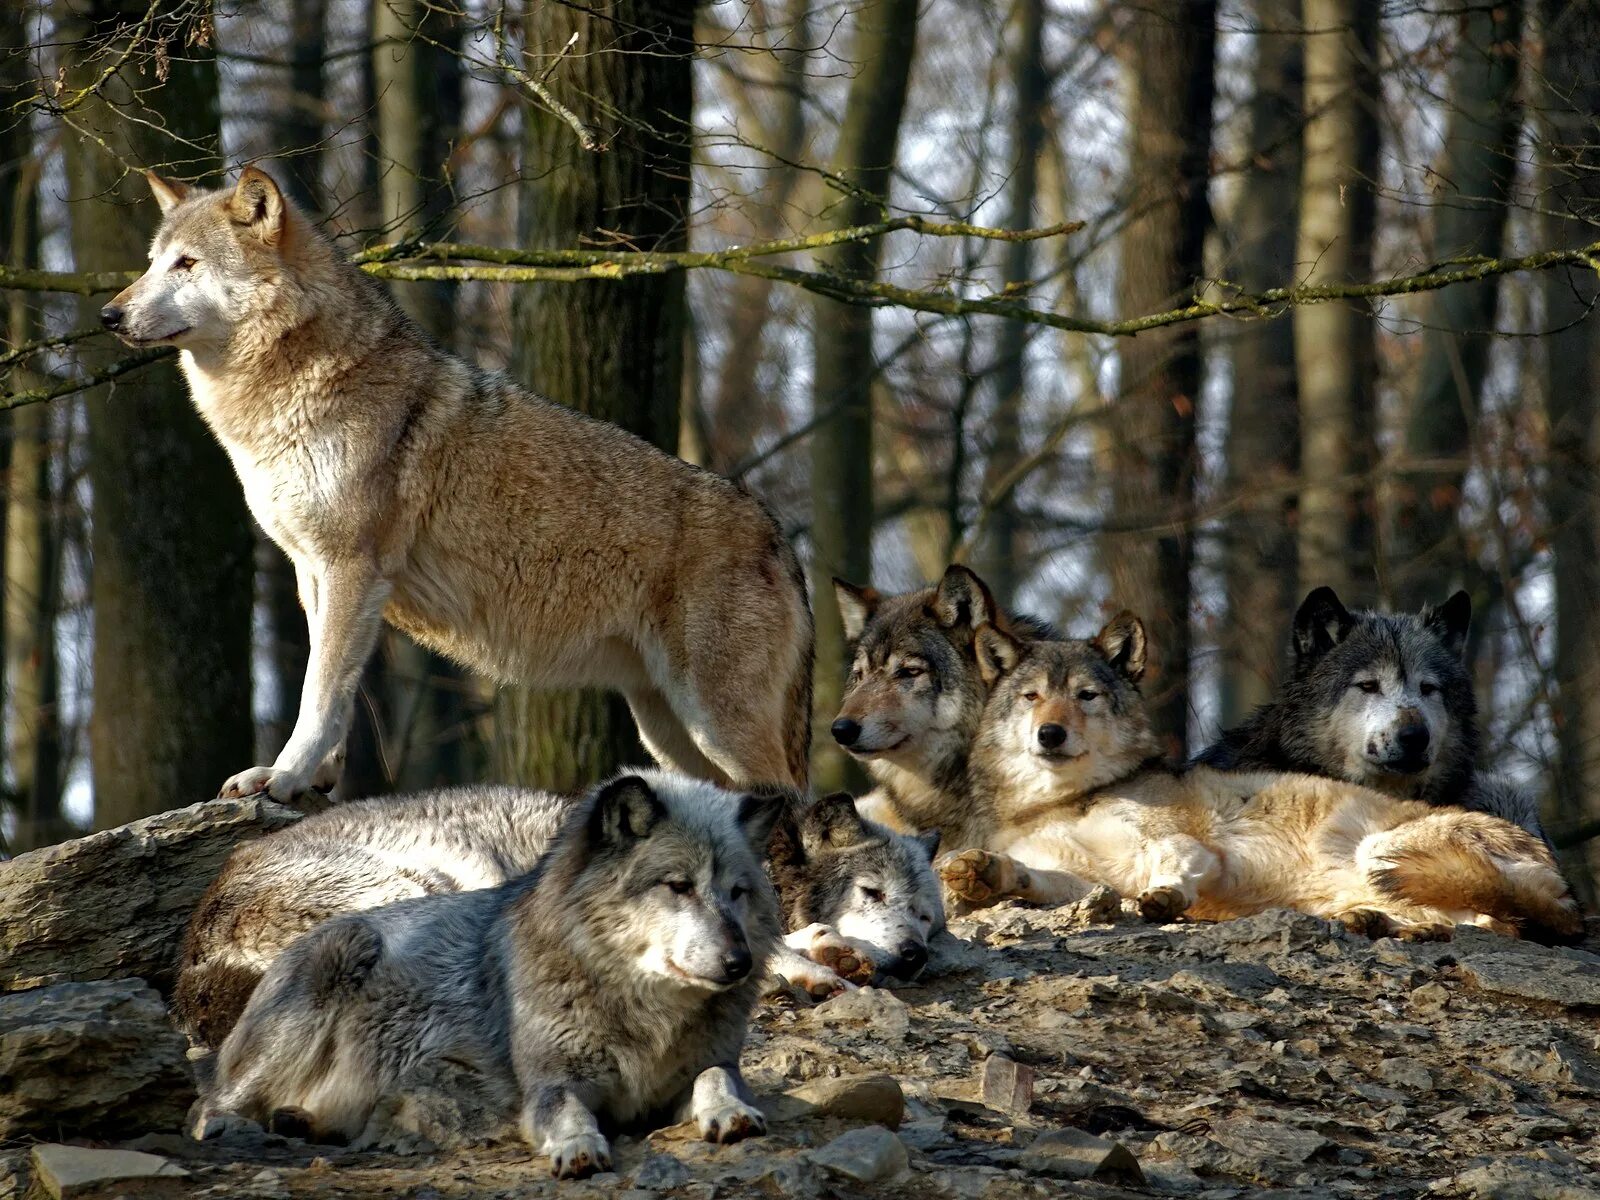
[
  {"x1": 1293, "y1": 0, "x2": 1379, "y2": 604},
  {"x1": 1103, "y1": 0, "x2": 1216, "y2": 754},
  {"x1": 493, "y1": 0, "x2": 693, "y2": 791},
  {"x1": 1390, "y1": 3, "x2": 1522, "y2": 608},
  {"x1": 1218, "y1": 0, "x2": 1303, "y2": 728},
  {"x1": 59, "y1": 0, "x2": 254, "y2": 825},
  {"x1": 809, "y1": 0, "x2": 919, "y2": 793}
]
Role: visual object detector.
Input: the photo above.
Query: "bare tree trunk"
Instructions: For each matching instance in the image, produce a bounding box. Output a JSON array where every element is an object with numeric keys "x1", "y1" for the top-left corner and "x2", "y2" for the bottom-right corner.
[
  {"x1": 1390, "y1": 3, "x2": 1522, "y2": 608},
  {"x1": 1540, "y1": 0, "x2": 1600, "y2": 897},
  {"x1": 809, "y1": 0, "x2": 919, "y2": 793},
  {"x1": 493, "y1": 0, "x2": 692, "y2": 791},
  {"x1": 1294, "y1": 0, "x2": 1379, "y2": 604},
  {"x1": 976, "y1": 0, "x2": 1047, "y2": 609},
  {"x1": 59, "y1": 0, "x2": 254, "y2": 825},
  {"x1": 1218, "y1": 0, "x2": 1302, "y2": 728},
  {"x1": 1103, "y1": 0, "x2": 1216, "y2": 754}
]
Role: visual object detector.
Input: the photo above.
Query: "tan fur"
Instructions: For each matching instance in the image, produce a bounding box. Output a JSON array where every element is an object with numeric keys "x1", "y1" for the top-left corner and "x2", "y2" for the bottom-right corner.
[
  {"x1": 107, "y1": 170, "x2": 812, "y2": 798},
  {"x1": 940, "y1": 621, "x2": 1582, "y2": 943}
]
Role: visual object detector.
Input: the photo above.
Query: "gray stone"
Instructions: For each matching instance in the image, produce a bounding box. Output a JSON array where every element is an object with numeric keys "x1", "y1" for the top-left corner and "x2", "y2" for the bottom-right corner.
[
  {"x1": 0, "y1": 979, "x2": 193, "y2": 1137},
  {"x1": 30, "y1": 1145, "x2": 188, "y2": 1198},
  {"x1": 1018, "y1": 1128, "x2": 1144, "y2": 1183},
  {"x1": 809, "y1": 986, "x2": 911, "y2": 1041},
  {"x1": 1430, "y1": 1157, "x2": 1600, "y2": 1199},
  {"x1": 1454, "y1": 946, "x2": 1600, "y2": 1009},
  {"x1": 762, "y1": 1074, "x2": 905, "y2": 1129},
  {"x1": 631, "y1": 1153, "x2": 692, "y2": 1191},
  {"x1": 978, "y1": 1053, "x2": 1034, "y2": 1114},
  {"x1": 1376, "y1": 1057, "x2": 1434, "y2": 1093},
  {"x1": 0, "y1": 797, "x2": 302, "y2": 993},
  {"x1": 1210, "y1": 1117, "x2": 1331, "y2": 1166},
  {"x1": 810, "y1": 1125, "x2": 909, "y2": 1183}
]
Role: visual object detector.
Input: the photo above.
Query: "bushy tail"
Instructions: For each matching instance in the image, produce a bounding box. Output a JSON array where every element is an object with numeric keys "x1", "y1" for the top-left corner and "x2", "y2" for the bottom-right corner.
[{"x1": 1370, "y1": 814, "x2": 1584, "y2": 944}]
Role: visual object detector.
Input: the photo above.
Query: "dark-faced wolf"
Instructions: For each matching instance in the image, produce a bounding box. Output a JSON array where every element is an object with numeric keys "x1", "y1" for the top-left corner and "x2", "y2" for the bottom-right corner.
[
  {"x1": 103, "y1": 168, "x2": 812, "y2": 799},
  {"x1": 192, "y1": 774, "x2": 781, "y2": 1177},
  {"x1": 1194, "y1": 586, "x2": 1545, "y2": 840},
  {"x1": 936, "y1": 617, "x2": 1581, "y2": 945}
]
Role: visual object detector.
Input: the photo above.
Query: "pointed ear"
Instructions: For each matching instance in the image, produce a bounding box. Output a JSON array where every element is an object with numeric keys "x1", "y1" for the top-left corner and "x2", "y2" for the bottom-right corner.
[
  {"x1": 145, "y1": 171, "x2": 189, "y2": 214},
  {"x1": 735, "y1": 788, "x2": 791, "y2": 853},
  {"x1": 930, "y1": 565, "x2": 998, "y2": 633},
  {"x1": 915, "y1": 828, "x2": 941, "y2": 861},
  {"x1": 974, "y1": 622, "x2": 1022, "y2": 687},
  {"x1": 1422, "y1": 590, "x2": 1471, "y2": 659},
  {"x1": 833, "y1": 578, "x2": 880, "y2": 644},
  {"x1": 1095, "y1": 611, "x2": 1147, "y2": 682},
  {"x1": 1293, "y1": 586, "x2": 1355, "y2": 666},
  {"x1": 589, "y1": 775, "x2": 664, "y2": 847},
  {"x1": 228, "y1": 166, "x2": 287, "y2": 245},
  {"x1": 802, "y1": 792, "x2": 871, "y2": 852}
]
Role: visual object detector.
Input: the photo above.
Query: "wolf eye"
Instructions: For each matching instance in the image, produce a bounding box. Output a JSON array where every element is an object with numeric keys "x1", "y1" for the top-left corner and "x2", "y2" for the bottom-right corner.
[
  {"x1": 1354, "y1": 679, "x2": 1381, "y2": 695},
  {"x1": 860, "y1": 886, "x2": 885, "y2": 903},
  {"x1": 1077, "y1": 689, "x2": 1100, "y2": 702},
  {"x1": 171, "y1": 255, "x2": 196, "y2": 271},
  {"x1": 894, "y1": 665, "x2": 923, "y2": 681},
  {"x1": 730, "y1": 884, "x2": 749, "y2": 901},
  {"x1": 1419, "y1": 682, "x2": 1439, "y2": 697},
  {"x1": 663, "y1": 879, "x2": 693, "y2": 895},
  {"x1": 1022, "y1": 691, "x2": 1039, "y2": 703}
]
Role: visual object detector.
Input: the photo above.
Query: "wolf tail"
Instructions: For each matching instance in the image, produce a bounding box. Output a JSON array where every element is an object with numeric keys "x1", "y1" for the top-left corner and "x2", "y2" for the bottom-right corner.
[
  {"x1": 1369, "y1": 813, "x2": 1584, "y2": 944},
  {"x1": 304, "y1": 919, "x2": 384, "y2": 1006}
]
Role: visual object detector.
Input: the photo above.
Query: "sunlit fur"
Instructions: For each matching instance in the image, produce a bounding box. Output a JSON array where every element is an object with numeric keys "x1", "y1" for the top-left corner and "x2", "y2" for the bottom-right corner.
[
  {"x1": 831, "y1": 565, "x2": 1056, "y2": 841},
  {"x1": 193, "y1": 772, "x2": 782, "y2": 1177},
  {"x1": 938, "y1": 619, "x2": 1582, "y2": 945},
  {"x1": 105, "y1": 169, "x2": 812, "y2": 801},
  {"x1": 1195, "y1": 587, "x2": 1546, "y2": 840}
]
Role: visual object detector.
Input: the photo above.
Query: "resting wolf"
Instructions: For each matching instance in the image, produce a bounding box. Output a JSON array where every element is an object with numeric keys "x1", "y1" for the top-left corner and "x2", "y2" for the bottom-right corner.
[
  {"x1": 193, "y1": 773, "x2": 780, "y2": 1177},
  {"x1": 1195, "y1": 586, "x2": 1545, "y2": 840},
  {"x1": 937, "y1": 617, "x2": 1582, "y2": 943},
  {"x1": 102, "y1": 168, "x2": 812, "y2": 798}
]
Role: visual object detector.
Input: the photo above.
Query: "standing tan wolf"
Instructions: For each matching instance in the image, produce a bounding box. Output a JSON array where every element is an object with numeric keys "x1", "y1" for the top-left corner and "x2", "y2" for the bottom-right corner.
[
  {"x1": 937, "y1": 617, "x2": 1582, "y2": 943},
  {"x1": 101, "y1": 168, "x2": 812, "y2": 800}
]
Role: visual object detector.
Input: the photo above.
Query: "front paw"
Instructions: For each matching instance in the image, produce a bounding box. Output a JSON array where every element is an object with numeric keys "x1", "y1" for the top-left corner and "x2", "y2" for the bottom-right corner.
[
  {"x1": 937, "y1": 848, "x2": 1015, "y2": 906},
  {"x1": 219, "y1": 765, "x2": 313, "y2": 805},
  {"x1": 805, "y1": 928, "x2": 876, "y2": 986},
  {"x1": 548, "y1": 1132, "x2": 612, "y2": 1179},
  {"x1": 1137, "y1": 885, "x2": 1189, "y2": 923},
  {"x1": 699, "y1": 1097, "x2": 766, "y2": 1145}
]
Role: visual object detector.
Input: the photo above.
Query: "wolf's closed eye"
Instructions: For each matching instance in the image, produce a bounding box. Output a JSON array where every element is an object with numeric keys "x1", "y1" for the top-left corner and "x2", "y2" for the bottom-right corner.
[{"x1": 663, "y1": 879, "x2": 694, "y2": 895}]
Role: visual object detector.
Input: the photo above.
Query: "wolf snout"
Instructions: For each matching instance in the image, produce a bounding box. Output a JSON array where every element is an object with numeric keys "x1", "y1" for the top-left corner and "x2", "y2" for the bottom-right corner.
[
  {"x1": 885, "y1": 940, "x2": 927, "y2": 980},
  {"x1": 1036, "y1": 723, "x2": 1068, "y2": 750},
  {"x1": 716, "y1": 944, "x2": 753, "y2": 983},
  {"x1": 1396, "y1": 724, "x2": 1430, "y2": 755},
  {"x1": 831, "y1": 717, "x2": 862, "y2": 747},
  {"x1": 99, "y1": 303, "x2": 125, "y2": 332}
]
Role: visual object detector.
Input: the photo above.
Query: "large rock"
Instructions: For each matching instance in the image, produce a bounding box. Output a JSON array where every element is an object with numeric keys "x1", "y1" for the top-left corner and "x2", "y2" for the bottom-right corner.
[
  {"x1": 0, "y1": 979, "x2": 193, "y2": 1137},
  {"x1": 30, "y1": 1145, "x2": 188, "y2": 1199},
  {"x1": 0, "y1": 796, "x2": 301, "y2": 992}
]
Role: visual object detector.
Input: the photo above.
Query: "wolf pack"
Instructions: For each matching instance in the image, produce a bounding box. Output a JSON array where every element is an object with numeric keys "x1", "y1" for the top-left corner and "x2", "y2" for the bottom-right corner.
[{"x1": 99, "y1": 169, "x2": 1584, "y2": 1179}]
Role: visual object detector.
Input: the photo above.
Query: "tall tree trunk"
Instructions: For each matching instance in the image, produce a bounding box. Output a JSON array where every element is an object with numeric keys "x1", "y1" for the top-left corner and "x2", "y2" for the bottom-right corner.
[
  {"x1": 1540, "y1": 0, "x2": 1600, "y2": 897},
  {"x1": 809, "y1": 0, "x2": 919, "y2": 793},
  {"x1": 1218, "y1": 0, "x2": 1302, "y2": 728},
  {"x1": 1294, "y1": 0, "x2": 1379, "y2": 604},
  {"x1": 1103, "y1": 0, "x2": 1216, "y2": 754},
  {"x1": 1390, "y1": 3, "x2": 1523, "y2": 608},
  {"x1": 493, "y1": 0, "x2": 692, "y2": 791},
  {"x1": 59, "y1": 0, "x2": 254, "y2": 824},
  {"x1": 976, "y1": 0, "x2": 1047, "y2": 609}
]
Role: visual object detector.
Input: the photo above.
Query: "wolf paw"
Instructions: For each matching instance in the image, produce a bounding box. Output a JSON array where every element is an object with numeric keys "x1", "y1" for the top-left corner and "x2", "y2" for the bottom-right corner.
[
  {"x1": 699, "y1": 1098, "x2": 767, "y2": 1145},
  {"x1": 219, "y1": 765, "x2": 314, "y2": 804},
  {"x1": 1395, "y1": 921, "x2": 1456, "y2": 943},
  {"x1": 548, "y1": 1132, "x2": 612, "y2": 1179},
  {"x1": 1335, "y1": 908, "x2": 1397, "y2": 939},
  {"x1": 268, "y1": 1107, "x2": 315, "y2": 1140},
  {"x1": 937, "y1": 849, "x2": 1013, "y2": 906},
  {"x1": 806, "y1": 928, "x2": 875, "y2": 986},
  {"x1": 1137, "y1": 886, "x2": 1189, "y2": 923}
]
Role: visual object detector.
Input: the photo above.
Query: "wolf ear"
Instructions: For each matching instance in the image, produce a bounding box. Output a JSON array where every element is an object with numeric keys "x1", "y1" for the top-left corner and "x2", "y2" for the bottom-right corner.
[
  {"x1": 1293, "y1": 586, "x2": 1356, "y2": 666},
  {"x1": 833, "y1": 578, "x2": 880, "y2": 644},
  {"x1": 228, "y1": 166, "x2": 287, "y2": 246},
  {"x1": 931, "y1": 564, "x2": 998, "y2": 633},
  {"x1": 1095, "y1": 611, "x2": 1147, "y2": 682},
  {"x1": 915, "y1": 828, "x2": 942, "y2": 861},
  {"x1": 1422, "y1": 590, "x2": 1471, "y2": 659},
  {"x1": 802, "y1": 792, "x2": 871, "y2": 852},
  {"x1": 735, "y1": 788, "x2": 791, "y2": 853},
  {"x1": 974, "y1": 622, "x2": 1022, "y2": 687},
  {"x1": 144, "y1": 171, "x2": 190, "y2": 214},
  {"x1": 590, "y1": 775, "x2": 664, "y2": 847}
]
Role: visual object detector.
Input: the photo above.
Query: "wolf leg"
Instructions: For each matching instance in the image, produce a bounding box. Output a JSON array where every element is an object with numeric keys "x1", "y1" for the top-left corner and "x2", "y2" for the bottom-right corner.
[
  {"x1": 784, "y1": 923, "x2": 875, "y2": 986},
  {"x1": 624, "y1": 686, "x2": 732, "y2": 786},
  {"x1": 767, "y1": 943, "x2": 853, "y2": 998},
  {"x1": 521, "y1": 1084, "x2": 611, "y2": 1180},
  {"x1": 937, "y1": 849, "x2": 1094, "y2": 907},
  {"x1": 683, "y1": 1064, "x2": 767, "y2": 1145},
  {"x1": 221, "y1": 557, "x2": 390, "y2": 803},
  {"x1": 1135, "y1": 835, "x2": 1221, "y2": 922}
]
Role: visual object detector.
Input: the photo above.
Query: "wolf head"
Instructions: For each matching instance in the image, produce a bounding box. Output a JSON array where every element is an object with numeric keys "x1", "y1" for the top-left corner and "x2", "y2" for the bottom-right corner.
[
  {"x1": 768, "y1": 793, "x2": 944, "y2": 981},
  {"x1": 972, "y1": 614, "x2": 1161, "y2": 800},
  {"x1": 561, "y1": 771, "x2": 786, "y2": 993},
  {"x1": 101, "y1": 167, "x2": 333, "y2": 353},
  {"x1": 1283, "y1": 586, "x2": 1477, "y2": 798},
  {"x1": 831, "y1": 565, "x2": 1053, "y2": 784}
]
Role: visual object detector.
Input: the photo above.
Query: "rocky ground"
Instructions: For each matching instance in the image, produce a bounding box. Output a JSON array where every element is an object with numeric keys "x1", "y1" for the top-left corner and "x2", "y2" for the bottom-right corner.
[{"x1": 4, "y1": 802, "x2": 1600, "y2": 1199}]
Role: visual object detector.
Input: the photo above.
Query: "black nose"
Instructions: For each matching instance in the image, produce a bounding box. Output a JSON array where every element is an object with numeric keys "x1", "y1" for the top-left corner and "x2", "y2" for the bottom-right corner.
[
  {"x1": 720, "y1": 945, "x2": 752, "y2": 982},
  {"x1": 888, "y1": 940, "x2": 927, "y2": 980},
  {"x1": 1397, "y1": 724, "x2": 1430, "y2": 754},
  {"x1": 99, "y1": 304, "x2": 124, "y2": 331},
  {"x1": 1037, "y1": 723, "x2": 1067, "y2": 750},
  {"x1": 831, "y1": 717, "x2": 862, "y2": 748}
]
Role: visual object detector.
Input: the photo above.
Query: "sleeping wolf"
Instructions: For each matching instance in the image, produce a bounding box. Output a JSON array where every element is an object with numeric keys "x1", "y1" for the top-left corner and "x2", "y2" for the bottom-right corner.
[
  {"x1": 102, "y1": 168, "x2": 812, "y2": 798},
  {"x1": 177, "y1": 778, "x2": 941, "y2": 1045},
  {"x1": 192, "y1": 773, "x2": 781, "y2": 1177},
  {"x1": 1194, "y1": 586, "x2": 1545, "y2": 839},
  {"x1": 829, "y1": 565, "x2": 1054, "y2": 838},
  {"x1": 936, "y1": 617, "x2": 1581, "y2": 943}
]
